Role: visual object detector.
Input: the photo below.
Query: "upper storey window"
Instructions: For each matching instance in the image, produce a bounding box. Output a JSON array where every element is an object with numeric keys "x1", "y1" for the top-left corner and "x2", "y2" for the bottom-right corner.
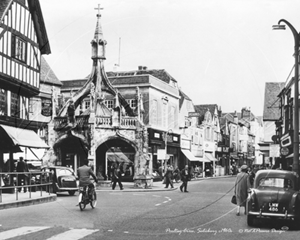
[{"x1": 12, "y1": 35, "x2": 27, "y2": 63}]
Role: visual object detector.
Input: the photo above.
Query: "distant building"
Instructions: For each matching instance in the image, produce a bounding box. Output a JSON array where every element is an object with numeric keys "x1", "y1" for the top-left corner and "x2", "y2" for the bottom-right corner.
[{"x1": 262, "y1": 82, "x2": 285, "y2": 168}]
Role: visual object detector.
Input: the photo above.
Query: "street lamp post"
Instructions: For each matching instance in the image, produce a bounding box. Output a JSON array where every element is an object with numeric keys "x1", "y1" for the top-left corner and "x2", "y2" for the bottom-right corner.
[{"x1": 273, "y1": 19, "x2": 299, "y2": 175}]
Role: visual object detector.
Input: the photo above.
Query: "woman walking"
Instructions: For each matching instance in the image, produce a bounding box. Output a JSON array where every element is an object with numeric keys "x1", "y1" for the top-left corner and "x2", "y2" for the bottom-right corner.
[{"x1": 234, "y1": 165, "x2": 250, "y2": 216}]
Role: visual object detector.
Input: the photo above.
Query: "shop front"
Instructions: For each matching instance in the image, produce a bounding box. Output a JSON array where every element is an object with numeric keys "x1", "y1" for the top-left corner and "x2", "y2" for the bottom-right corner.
[
  {"x1": 148, "y1": 128, "x2": 180, "y2": 177},
  {"x1": 0, "y1": 124, "x2": 49, "y2": 191}
]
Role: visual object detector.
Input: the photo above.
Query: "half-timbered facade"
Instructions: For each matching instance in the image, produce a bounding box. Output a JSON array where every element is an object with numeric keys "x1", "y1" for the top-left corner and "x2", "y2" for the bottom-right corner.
[{"x1": 0, "y1": 0, "x2": 50, "y2": 187}]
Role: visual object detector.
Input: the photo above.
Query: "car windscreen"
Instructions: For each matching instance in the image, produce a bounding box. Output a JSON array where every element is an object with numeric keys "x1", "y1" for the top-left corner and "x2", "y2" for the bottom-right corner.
[
  {"x1": 258, "y1": 177, "x2": 293, "y2": 189},
  {"x1": 56, "y1": 169, "x2": 73, "y2": 177}
]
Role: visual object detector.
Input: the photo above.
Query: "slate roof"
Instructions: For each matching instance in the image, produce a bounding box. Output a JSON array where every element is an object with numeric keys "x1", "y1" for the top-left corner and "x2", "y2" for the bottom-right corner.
[
  {"x1": 107, "y1": 69, "x2": 177, "y2": 84},
  {"x1": 0, "y1": 0, "x2": 11, "y2": 20},
  {"x1": 179, "y1": 89, "x2": 192, "y2": 109},
  {"x1": 263, "y1": 82, "x2": 285, "y2": 121},
  {"x1": 40, "y1": 56, "x2": 62, "y2": 86},
  {"x1": 0, "y1": 0, "x2": 50, "y2": 54}
]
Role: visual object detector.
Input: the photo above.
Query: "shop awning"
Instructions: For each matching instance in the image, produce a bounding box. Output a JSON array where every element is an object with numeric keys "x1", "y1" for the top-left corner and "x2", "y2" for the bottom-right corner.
[
  {"x1": 107, "y1": 152, "x2": 132, "y2": 163},
  {"x1": 181, "y1": 149, "x2": 210, "y2": 162},
  {"x1": 205, "y1": 152, "x2": 218, "y2": 162},
  {"x1": 6, "y1": 147, "x2": 46, "y2": 160},
  {"x1": 0, "y1": 124, "x2": 49, "y2": 149}
]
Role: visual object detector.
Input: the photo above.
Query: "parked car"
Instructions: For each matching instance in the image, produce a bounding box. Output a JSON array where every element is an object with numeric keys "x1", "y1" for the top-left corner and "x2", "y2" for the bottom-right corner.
[
  {"x1": 40, "y1": 166, "x2": 78, "y2": 196},
  {"x1": 247, "y1": 169, "x2": 300, "y2": 228}
]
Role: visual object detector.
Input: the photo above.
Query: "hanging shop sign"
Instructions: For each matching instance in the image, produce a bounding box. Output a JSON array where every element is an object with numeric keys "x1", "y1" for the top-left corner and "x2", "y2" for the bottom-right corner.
[{"x1": 41, "y1": 98, "x2": 52, "y2": 117}]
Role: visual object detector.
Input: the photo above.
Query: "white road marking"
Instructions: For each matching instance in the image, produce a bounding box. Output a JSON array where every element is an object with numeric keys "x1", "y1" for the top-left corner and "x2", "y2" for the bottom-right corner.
[
  {"x1": 0, "y1": 226, "x2": 50, "y2": 240},
  {"x1": 155, "y1": 196, "x2": 172, "y2": 206},
  {"x1": 47, "y1": 228, "x2": 98, "y2": 240},
  {"x1": 152, "y1": 195, "x2": 161, "y2": 197}
]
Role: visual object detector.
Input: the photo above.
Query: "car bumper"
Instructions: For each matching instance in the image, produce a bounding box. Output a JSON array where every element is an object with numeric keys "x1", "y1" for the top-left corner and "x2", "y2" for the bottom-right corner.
[
  {"x1": 248, "y1": 211, "x2": 297, "y2": 219},
  {"x1": 55, "y1": 183, "x2": 78, "y2": 191}
]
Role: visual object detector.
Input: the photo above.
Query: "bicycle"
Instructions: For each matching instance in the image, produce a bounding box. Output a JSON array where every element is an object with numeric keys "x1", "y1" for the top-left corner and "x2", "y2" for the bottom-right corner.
[{"x1": 78, "y1": 181, "x2": 97, "y2": 211}]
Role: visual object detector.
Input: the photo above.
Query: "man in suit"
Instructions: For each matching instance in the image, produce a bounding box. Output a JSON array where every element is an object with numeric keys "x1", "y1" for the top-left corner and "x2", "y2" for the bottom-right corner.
[
  {"x1": 77, "y1": 159, "x2": 98, "y2": 198},
  {"x1": 180, "y1": 165, "x2": 190, "y2": 193},
  {"x1": 111, "y1": 163, "x2": 124, "y2": 190},
  {"x1": 16, "y1": 157, "x2": 28, "y2": 192}
]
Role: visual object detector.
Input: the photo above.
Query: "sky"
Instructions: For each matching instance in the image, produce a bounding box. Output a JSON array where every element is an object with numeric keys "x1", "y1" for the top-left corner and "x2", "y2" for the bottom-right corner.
[{"x1": 40, "y1": 0, "x2": 300, "y2": 117}]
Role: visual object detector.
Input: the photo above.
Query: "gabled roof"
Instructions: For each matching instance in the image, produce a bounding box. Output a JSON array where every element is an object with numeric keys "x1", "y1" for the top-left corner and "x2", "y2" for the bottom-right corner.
[
  {"x1": 263, "y1": 82, "x2": 285, "y2": 121},
  {"x1": 107, "y1": 69, "x2": 177, "y2": 84},
  {"x1": 40, "y1": 57, "x2": 62, "y2": 86},
  {"x1": 194, "y1": 104, "x2": 218, "y2": 123},
  {"x1": 179, "y1": 89, "x2": 192, "y2": 109},
  {"x1": 222, "y1": 113, "x2": 234, "y2": 123},
  {"x1": 0, "y1": 0, "x2": 51, "y2": 54}
]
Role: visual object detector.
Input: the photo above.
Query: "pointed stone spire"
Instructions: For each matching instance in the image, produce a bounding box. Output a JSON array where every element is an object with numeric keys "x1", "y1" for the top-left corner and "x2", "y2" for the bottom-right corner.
[{"x1": 91, "y1": 4, "x2": 106, "y2": 60}]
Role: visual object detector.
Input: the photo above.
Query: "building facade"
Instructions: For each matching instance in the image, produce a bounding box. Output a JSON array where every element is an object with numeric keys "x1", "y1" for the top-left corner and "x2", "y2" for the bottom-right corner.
[{"x1": 0, "y1": 0, "x2": 50, "y2": 187}]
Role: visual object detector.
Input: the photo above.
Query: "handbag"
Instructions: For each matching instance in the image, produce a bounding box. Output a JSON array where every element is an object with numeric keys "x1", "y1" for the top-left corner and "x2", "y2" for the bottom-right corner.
[{"x1": 231, "y1": 195, "x2": 237, "y2": 205}]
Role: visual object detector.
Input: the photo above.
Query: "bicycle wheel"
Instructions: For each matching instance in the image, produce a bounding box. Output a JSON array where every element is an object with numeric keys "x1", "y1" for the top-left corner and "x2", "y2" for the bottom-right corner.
[
  {"x1": 90, "y1": 190, "x2": 97, "y2": 208},
  {"x1": 78, "y1": 193, "x2": 86, "y2": 211}
]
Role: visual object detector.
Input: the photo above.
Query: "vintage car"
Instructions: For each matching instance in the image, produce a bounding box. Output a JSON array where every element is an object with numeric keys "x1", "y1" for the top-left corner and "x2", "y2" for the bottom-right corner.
[
  {"x1": 247, "y1": 169, "x2": 300, "y2": 227},
  {"x1": 40, "y1": 166, "x2": 78, "y2": 196}
]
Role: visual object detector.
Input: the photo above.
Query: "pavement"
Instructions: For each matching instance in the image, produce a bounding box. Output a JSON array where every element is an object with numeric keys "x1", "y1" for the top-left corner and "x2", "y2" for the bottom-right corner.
[{"x1": 0, "y1": 175, "x2": 233, "y2": 210}]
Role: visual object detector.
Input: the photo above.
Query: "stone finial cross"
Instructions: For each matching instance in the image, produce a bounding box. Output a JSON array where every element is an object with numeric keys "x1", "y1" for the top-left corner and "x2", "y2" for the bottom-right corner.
[{"x1": 95, "y1": 4, "x2": 103, "y2": 17}]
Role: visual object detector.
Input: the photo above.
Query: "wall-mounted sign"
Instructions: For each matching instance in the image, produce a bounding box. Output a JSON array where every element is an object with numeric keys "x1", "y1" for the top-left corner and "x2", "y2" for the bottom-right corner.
[
  {"x1": 41, "y1": 98, "x2": 52, "y2": 117},
  {"x1": 270, "y1": 144, "x2": 280, "y2": 158},
  {"x1": 280, "y1": 147, "x2": 289, "y2": 156}
]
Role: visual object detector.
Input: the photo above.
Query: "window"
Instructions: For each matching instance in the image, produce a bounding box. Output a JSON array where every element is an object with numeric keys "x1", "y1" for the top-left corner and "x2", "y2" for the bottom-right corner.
[
  {"x1": 11, "y1": 92, "x2": 19, "y2": 117},
  {"x1": 12, "y1": 35, "x2": 27, "y2": 62},
  {"x1": 151, "y1": 100, "x2": 158, "y2": 125},
  {"x1": 258, "y1": 178, "x2": 293, "y2": 189},
  {"x1": 0, "y1": 88, "x2": 7, "y2": 115},
  {"x1": 205, "y1": 127, "x2": 211, "y2": 141},
  {"x1": 104, "y1": 100, "x2": 114, "y2": 109},
  {"x1": 127, "y1": 99, "x2": 137, "y2": 109},
  {"x1": 85, "y1": 100, "x2": 90, "y2": 110}
]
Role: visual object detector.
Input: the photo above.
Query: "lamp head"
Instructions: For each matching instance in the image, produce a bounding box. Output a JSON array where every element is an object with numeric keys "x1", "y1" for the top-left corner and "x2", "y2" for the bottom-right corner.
[{"x1": 272, "y1": 24, "x2": 286, "y2": 30}]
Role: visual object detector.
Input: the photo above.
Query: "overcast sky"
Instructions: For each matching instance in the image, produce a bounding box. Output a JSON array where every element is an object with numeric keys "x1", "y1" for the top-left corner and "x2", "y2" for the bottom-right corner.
[{"x1": 40, "y1": 0, "x2": 300, "y2": 116}]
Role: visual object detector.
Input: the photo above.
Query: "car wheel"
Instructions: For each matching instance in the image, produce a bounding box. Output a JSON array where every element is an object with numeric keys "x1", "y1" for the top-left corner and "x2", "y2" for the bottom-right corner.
[
  {"x1": 247, "y1": 215, "x2": 255, "y2": 227},
  {"x1": 68, "y1": 190, "x2": 76, "y2": 196}
]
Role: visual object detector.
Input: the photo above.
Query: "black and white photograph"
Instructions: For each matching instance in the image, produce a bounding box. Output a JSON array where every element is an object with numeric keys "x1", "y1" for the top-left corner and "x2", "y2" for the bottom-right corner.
[{"x1": 1, "y1": 0, "x2": 300, "y2": 239}]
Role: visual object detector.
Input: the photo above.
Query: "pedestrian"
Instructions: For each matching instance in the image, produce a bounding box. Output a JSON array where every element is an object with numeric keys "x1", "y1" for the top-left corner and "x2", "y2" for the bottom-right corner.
[
  {"x1": 234, "y1": 165, "x2": 250, "y2": 216},
  {"x1": 180, "y1": 165, "x2": 190, "y2": 192},
  {"x1": 164, "y1": 164, "x2": 174, "y2": 188},
  {"x1": 16, "y1": 157, "x2": 29, "y2": 193},
  {"x1": 112, "y1": 163, "x2": 123, "y2": 190}
]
